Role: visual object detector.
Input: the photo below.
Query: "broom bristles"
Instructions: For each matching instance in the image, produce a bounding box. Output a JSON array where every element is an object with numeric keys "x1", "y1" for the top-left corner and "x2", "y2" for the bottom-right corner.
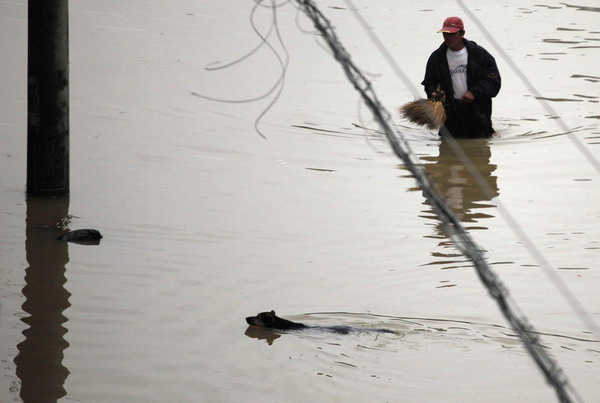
[{"x1": 399, "y1": 99, "x2": 445, "y2": 130}]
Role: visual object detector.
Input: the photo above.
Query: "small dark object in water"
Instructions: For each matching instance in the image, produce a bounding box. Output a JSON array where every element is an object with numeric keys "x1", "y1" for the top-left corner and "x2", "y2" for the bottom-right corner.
[
  {"x1": 245, "y1": 310, "x2": 395, "y2": 335},
  {"x1": 59, "y1": 229, "x2": 102, "y2": 244}
]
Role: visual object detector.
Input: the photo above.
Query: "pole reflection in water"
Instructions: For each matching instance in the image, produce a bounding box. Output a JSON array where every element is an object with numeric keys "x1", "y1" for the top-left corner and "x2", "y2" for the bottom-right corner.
[
  {"x1": 14, "y1": 195, "x2": 71, "y2": 402},
  {"x1": 417, "y1": 138, "x2": 499, "y2": 253}
]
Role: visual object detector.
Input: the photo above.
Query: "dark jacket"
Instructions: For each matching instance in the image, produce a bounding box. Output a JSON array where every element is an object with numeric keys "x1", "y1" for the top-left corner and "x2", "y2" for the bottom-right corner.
[{"x1": 422, "y1": 39, "x2": 501, "y2": 137}]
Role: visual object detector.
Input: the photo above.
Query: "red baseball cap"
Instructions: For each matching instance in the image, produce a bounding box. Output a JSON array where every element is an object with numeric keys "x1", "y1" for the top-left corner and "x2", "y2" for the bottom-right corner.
[{"x1": 438, "y1": 16, "x2": 464, "y2": 33}]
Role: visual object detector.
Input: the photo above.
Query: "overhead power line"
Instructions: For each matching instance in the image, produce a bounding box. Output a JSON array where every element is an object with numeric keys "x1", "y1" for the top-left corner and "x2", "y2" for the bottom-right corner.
[
  {"x1": 293, "y1": 1, "x2": 580, "y2": 401},
  {"x1": 456, "y1": 0, "x2": 600, "y2": 175}
]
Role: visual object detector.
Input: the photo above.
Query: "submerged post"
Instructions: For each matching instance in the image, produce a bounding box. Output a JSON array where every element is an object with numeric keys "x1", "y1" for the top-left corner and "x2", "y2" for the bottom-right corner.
[{"x1": 27, "y1": 0, "x2": 70, "y2": 196}]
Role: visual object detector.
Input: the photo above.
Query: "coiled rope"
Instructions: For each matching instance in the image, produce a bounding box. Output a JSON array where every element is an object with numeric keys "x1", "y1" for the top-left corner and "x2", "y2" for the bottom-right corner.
[{"x1": 292, "y1": 1, "x2": 579, "y2": 401}]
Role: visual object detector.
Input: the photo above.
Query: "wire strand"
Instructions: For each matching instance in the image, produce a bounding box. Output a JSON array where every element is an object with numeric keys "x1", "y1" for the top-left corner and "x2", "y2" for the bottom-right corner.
[
  {"x1": 191, "y1": 0, "x2": 290, "y2": 138},
  {"x1": 343, "y1": 0, "x2": 599, "y2": 342},
  {"x1": 294, "y1": 1, "x2": 579, "y2": 401},
  {"x1": 455, "y1": 0, "x2": 600, "y2": 175}
]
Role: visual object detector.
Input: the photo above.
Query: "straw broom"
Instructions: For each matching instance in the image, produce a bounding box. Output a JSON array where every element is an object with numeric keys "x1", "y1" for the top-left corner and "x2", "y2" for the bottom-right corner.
[{"x1": 399, "y1": 86, "x2": 446, "y2": 130}]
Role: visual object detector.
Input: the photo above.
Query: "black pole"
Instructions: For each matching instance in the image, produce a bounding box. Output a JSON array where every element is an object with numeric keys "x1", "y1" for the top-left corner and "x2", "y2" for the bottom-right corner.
[{"x1": 27, "y1": 0, "x2": 70, "y2": 196}]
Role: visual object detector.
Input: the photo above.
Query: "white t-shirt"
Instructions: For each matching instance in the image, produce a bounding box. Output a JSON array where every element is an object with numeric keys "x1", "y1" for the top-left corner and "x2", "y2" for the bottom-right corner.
[{"x1": 446, "y1": 47, "x2": 468, "y2": 99}]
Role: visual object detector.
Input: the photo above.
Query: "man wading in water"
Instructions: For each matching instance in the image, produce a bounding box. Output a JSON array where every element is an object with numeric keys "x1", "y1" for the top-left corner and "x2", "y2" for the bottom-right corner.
[{"x1": 422, "y1": 16, "x2": 501, "y2": 138}]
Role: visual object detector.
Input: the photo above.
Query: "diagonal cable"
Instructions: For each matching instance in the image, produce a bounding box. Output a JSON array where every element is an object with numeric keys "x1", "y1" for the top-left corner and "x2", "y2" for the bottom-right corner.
[
  {"x1": 344, "y1": 0, "x2": 599, "y2": 341},
  {"x1": 294, "y1": 1, "x2": 580, "y2": 401},
  {"x1": 456, "y1": 0, "x2": 600, "y2": 175}
]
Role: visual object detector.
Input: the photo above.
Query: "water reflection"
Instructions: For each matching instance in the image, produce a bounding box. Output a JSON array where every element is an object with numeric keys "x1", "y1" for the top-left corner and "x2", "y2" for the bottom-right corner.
[
  {"x1": 14, "y1": 196, "x2": 71, "y2": 402},
  {"x1": 418, "y1": 138, "x2": 499, "y2": 250},
  {"x1": 244, "y1": 326, "x2": 281, "y2": 345}
]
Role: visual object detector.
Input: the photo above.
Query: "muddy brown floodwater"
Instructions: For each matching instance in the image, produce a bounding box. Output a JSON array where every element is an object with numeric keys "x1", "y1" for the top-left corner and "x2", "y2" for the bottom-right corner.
[{"x1": 1, "y1": 1, "x2": 599, "y2": 402}]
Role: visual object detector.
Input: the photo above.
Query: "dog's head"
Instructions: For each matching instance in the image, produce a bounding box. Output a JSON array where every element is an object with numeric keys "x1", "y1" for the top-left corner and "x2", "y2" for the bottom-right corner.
[{"x1": 245, "y1": 310, "x2": 278, "y2": 328}]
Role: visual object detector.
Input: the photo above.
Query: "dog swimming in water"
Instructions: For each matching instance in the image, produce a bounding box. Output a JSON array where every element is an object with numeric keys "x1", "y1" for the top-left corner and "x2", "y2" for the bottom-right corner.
[{"x1": 245, "y1": 310, "x2": 396, "y2": 335}]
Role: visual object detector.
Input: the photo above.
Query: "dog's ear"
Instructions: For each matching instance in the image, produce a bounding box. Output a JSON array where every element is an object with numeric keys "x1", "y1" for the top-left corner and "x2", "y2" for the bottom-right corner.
[
  {"x1": 262, "y1": 312, "x2": 276, "y2": 327},
  {"x1": 270, "y1": 310, "x2": 276, "y2": 315}
]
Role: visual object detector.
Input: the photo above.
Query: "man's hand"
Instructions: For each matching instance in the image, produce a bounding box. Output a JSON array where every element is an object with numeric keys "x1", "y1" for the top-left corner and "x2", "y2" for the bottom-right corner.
[
  {"x1": 431, "y1": 90, "x2": 445, "y2": 102},
  {"x1": 462, "y1": 90, "x2": 475, "y2": 103}
]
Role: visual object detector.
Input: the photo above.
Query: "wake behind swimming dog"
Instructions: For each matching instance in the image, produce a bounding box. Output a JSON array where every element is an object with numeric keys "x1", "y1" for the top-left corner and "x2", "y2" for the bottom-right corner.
[{"x1": 245, "y1": 310, "x2": 396, "y2": 335}]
